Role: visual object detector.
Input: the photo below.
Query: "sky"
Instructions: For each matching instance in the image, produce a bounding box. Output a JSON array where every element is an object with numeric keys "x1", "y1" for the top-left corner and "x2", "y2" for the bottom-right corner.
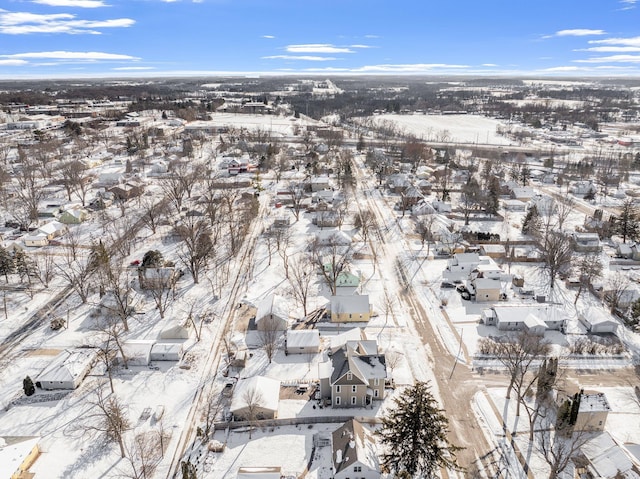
[{"x1": 1, "y1": 0, "x2": 640, "y2": 79}]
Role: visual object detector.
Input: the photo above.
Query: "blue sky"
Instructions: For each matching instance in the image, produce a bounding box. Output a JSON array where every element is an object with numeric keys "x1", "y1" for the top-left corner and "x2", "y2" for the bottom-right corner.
[{"x1": 1, "y1": 0, "x2": 640, "y2": 78}]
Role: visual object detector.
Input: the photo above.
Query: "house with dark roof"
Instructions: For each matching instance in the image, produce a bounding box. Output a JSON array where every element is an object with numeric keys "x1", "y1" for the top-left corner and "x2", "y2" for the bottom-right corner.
[
  {"x1": 323, "y1": 340, "x2": 386, "y2": 408},
  {"x1": 332, "y1": 419, "x2": 380, "y2": 479}
]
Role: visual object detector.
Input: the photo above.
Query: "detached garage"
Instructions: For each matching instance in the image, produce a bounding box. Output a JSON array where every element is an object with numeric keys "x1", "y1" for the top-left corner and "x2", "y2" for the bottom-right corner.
[
  {"x1": 36, "y1": 349, "x2": 97, "y2": 390},
  {"x1": 285, "y1": 330, "x2": 320, "y2": 355},
  {"x1": 578, "y1": 309, "x2": 619, "y2": 334},
  {"x1": 150, "y1": 342, "x2": 184, "y2": 361}
]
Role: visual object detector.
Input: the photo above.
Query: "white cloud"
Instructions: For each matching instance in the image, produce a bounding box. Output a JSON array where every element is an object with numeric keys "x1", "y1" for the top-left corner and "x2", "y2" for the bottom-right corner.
[
  {"x1": 556, "y1": 29, "x2": 606, "y2": 36},
  {"x1": 0, "y1": 59, "x2": 28, "y2": 66},
  {"x1": 0, "y1": 10, "x2": 134, "y2": 34},
  {"x1": 543, "y1": 29, "x2": 606, "y2": 39},
  {"x1": 482, "y1": 63, "x2": 498, "y2": 67},
  {"x1": 619, "y1": 0, "x2": 636, "y2": 9},
  {"x1": 113, "y1": 66, "x2": 155, "y2": 70},
  {"x1": 353, "y1": 63, "x2": 468, "y2": 72},
  {"x1": 2, "y1": 51, "x2": 140, "y2": 61},
  {"x1": 32, "y1": 0, "x2": 109, "y2": 7},
  {"x1": 574, "y1": 54, "x2": 640, "y2": 63},
  {"x1": 262, "y1": 55, "x2": 337, "y2": 61},
  {"x1": 349, "y1": 44, "x2": 373, "y2": 49},
  {"x1": 286, "y1": 44, "x2": 354, "y2": 54},
  {"x1": 576, "y1": 46, "x2": 640, "y2": 52},
  {"x1": 589, "y1": 36, "x2": 640, "y2": 47},
  {"x1": 364, "y1": 34, "x2": 379, "y2": 38},
  {"x1": 262, "y1": 35, "x2": 275, "y2": 39}
]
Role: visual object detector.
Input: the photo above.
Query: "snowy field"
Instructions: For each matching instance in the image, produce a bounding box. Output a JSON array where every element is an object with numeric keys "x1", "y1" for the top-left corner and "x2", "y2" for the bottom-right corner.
[
  {"x1": 206, "y1": 112, "x2": 318, "y2": 137},
  {"x1": 364, "y1": 113, "x2": 513, "y2": 145}
]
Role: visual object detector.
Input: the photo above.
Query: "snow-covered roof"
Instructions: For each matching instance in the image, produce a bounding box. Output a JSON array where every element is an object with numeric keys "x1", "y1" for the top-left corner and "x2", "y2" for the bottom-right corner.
[
  {"x1": 579, "y1": 308, "x2": 618, "y2": 327},
  {"x1": 255, "y1": 294, "x2": 289, "y2": 322},
  {"x1": 237, "y1": 466, "x2": 283, "y2": 479},
  {"x1": 0, "y1": 436, "x2": 39, "y2": 479},
  {"x1": 330, "y1": 295, "x2": 370, "y2": 315},
  {"x1": 579, "y1": 391, "x2": 611, "y2": 413},
  {"x1": 581, "y1": 432, "x2": 640, "y2": 479},
  {"x1": 332, "y1": 419, "x2": 379, "y2": 475},
  {"x1": 473, "y1": 278, "x2": 501, "y2": 290},
  {"x1": 523, "y1": 313, "x2": 547, "y2": 330},
  {"x1": 330, "y1": 328, "x2": 366, "y2": 353},
  {"x1": 36, "y1": 348, "x2": 97, "y2": 385},
  {"x1": 230, "y1": 376, "x2": 280, "y2": 414},
  {"x1": 286, "y1": 330, "x2": 320, "y2": 349}
]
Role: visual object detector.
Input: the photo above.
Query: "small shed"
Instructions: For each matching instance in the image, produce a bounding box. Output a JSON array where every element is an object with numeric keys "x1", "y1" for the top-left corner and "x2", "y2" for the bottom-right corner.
[
  {"x1": 122, "y1": 340, "x2": 154, "y2": 366},
  {"x1": 285, "y1": 330, "x2": 321, "y2": 355}
]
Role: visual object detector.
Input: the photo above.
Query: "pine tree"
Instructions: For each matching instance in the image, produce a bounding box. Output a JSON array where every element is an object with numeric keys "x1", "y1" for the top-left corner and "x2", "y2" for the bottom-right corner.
[
  {"x1": 377, "y1": 381, "x2": 461, "y2": 478},
  {"x1": 522, "y1": 205, "x2": 541, "y2": 235},
  {"x1": 0, "y1": 246, "x2": 15, "y2": 282},
  {"x1": 23, "y1": 376, "x2": 35, "y2": 396}
]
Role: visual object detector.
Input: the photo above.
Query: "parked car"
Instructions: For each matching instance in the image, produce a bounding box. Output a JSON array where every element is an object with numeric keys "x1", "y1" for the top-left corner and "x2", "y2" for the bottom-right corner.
[{"x1": 440, "y1": 281, "x2": 456, "y2": 289}]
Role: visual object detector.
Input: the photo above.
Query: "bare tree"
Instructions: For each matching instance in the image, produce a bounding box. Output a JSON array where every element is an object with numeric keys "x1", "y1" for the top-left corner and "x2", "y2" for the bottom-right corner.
[
  {"x1": 258, "y1": 316, "x2": 283, "y2": 364},
  {"x1": 175, "y1": 217, "x2": 215, "y2": 284},
  {"x1": 353, "y1": 208, "x2": 376, "y2": 242},
  {"x1": 415, "y1": 214, "x2": 437, "y2": 256},
  {"x1": 384, "y1": 349, "x2": 401, "y2": 386},
  {"x1": 554, "y1": 197, "x2": 575, "y2": 231},
  {"x1": 538, "y1": 230, "x2": 573, "y2": 291},
  {"x1": 199, "y1": 386, "x2": 224, "y2": 439},
  {"x1": 58, "y1": 159, "x2": 92, "y2": 205},
  {"x1": 574, "y1": 254, "x2": 603, "y2": 305},
  {"x1": 147, "y1": 272, "x2": 176, "y2": 319},
  {"x1": 481, "y1": 332, "x2": 550, "y2": 418},
  {"x1": 31, "y1": 250, "x2": 56, "y2": 288},
  {"x1": 84, "y1": 386, "x2": 131, "y2": 458},
  {"x1": 275, "y1": 228, "x2": 293, "y2": 279},
  {"x1": 241, "y1": 387, "x2": 264, "y2": 439},
  {"x1": 605, "y1": 272, "x2": 631, "y2": 314},
  {"x1": 286, "y1": 254, "x2": 316, "y2": 317},
  {"x1": 309, "y1": 234, "x2": 353, "y2": 295},
  {"x1": 122, "y1": 431, "x2": 163, "y2": 479},
  {"x1": 287, "y1": 183, "x2": 306, "y2": 222},
  {"x1": 14, "y1": 155, "x2": 44, "y2": 229},
  {"x1": 57, "y1": 254, "x2": 93, "y2": 303},
  {"x1": 139, "y1": 197, "x2": 167, "y2": 235}
]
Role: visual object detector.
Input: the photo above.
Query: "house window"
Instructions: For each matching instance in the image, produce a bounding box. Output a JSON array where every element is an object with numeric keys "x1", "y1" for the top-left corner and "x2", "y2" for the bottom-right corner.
[
  {"x1": 374, "y1": 389, "x2": 379, "y2": 397},
  {"x1": 349, "y1": 313, "x2": 352, "y2": 319},
  {"x1": 374, "y1": 378, "x2": 379, "y2": 386},
  {"x1": 354, "y1": 466, "x2": 362, "y2": 472},
  {"x1": 352, "y1": 385, "x2": 357, "y2": 393},
  {"x1": 351, "y1": 396, "x2": 357, "y2": 405},
  {"x1": 347, "y1": 372, "x2": 352, "y2": 380},
  {"x1": 336, "y1": 385, "x2": 341, "y2": 393},
  {"x1": 336, "y1": 396, "x2": 341, "y2": 405}
]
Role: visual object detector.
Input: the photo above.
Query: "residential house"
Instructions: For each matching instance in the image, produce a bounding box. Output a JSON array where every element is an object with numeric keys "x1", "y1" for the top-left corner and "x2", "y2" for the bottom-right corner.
[
  {"x1": 472, "y1": 278, "x2": 501, "y2": 303},
  {"x1": 315, "y1": 230, "x2": 352, "y2": 247},
  {"x1": 37, "y1": 220, "x2": 67, "y2": 240},
  {"x1": 529, "y1": 194, "x2": 556, "y2": 216},
  {"x1": 311, "y1": 175, "x2": 331, "y2": 192},
  {"x1": 58, "y1": 208, "x2": 88, "y2": 225},
  {"x1": 150, "y1": 342, "x2": 183, "y2": 361},
  {"x1": 578, "y1": 309, "x2": 618, "y2": 334},
  {"x1": 502, "y1": 199, "x2": 527, "y2": 212},
  {"x1": 327, "y1": 342, "x2": 386, "y2": 407},
  {"x1": 35, "y1": 348, "x2": 97, "y2": 390},
  {"x1": 108, "y1": 180, "x2": 145, "y2": 200},
  {"x1": 481, "y1": 306, "x2": 566, "y2": 333},
  {"x1": 578, "y1": 432, "x2": 640, "y2": 479},
  {"x1": 329, "y1": 295, "x2": 371, "y2": 323},
  {"x1": 335, "y1": 271, "x2": 360, "y2": 295},
  {"x1": 400, "y1": 186, "x2": 423, "y2": 208},
  {"x1": 480, "y1": 244, "x2": 506, "y2": 259},
  {"x1": 23, "y1": 234, "x2": 49, "y2": 247},
  {"x1": 332, "y1": 419, "x2": 380, "y2": 479},
  {"x1": 138, "y1": 267, "x2": 177, "y2": 290},
  {"x1": 0, "y1": 436, "x2": 40, "y2": 479},
  {"x1": 570, "y1": 180, "x2": 597, "y2": 197},
  {"x1": 255, "y1": 294, "x2": 289, "y2": 331},
  {"x1": 604, "y1": 287, "x2": 640, "y2": 311},
  {"x1": 285, "y1": 329, "x2": 320, "y2": 355},
  {"x1": 571, "y1": 232, "x2": 602, "y2": 253},
  {"x1": 510, "y1": 186, "x2": 536, "y2": 202},
  {"x1": 315, "y1": 208, "x2": 340, "y2": 228},
  {"x1": 443, "y1": 253, "x2": 488, "y2": 281},
  {"x1": 329, "y1": 328, "x2": 368, "y2": 355},
  {"x1": 230, "y1": 376, "x2": 280, "y2": 420},
  {"x1": 574, "y1": 390, "x2": 611, "y2": 432}
]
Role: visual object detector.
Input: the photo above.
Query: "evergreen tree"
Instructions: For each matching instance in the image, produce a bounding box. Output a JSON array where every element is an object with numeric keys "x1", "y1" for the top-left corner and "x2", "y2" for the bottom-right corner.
[
  {"x1": 377, "y1": 381, "x2": 461, "y2": 478},
  {"x1": 522, "y1": 205, "x2": 541, "y2": 235},
  {"x1": 0, "y1": 246, "x2": 15, "y2": 282},
  {"x1": 611, "y1": 199, "x2": 639, "y2": 243},
  {"x1": 23, "y1": 376, "x2": 35, "y2": 396},
  {"x1": 13, "y1": 250, "x2": 32, "y2": 284}
]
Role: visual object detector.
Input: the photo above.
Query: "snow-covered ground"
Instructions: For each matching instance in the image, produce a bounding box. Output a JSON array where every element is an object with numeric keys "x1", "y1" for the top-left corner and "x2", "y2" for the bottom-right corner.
[{"x1": 364, "y1": 113, "x2": 514, "y2": 145}]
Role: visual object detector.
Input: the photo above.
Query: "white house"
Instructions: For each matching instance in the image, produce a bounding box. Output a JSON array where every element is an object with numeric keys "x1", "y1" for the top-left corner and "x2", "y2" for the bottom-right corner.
[
  {"x1": 482, "y1": 306, "x2": 566, "y2": 333},
  {"x1": 329, "y1": 295, "x2": 371, "y2": 323},
  {"x1": 36, "y1": 348, "x2": 97, "y2": 390},
  {"x1": 332, "y1": 419, "x2": 380, "y2": 479},
  {"x1": 150, "y1": 342, "x2": 183, "y2": 361},
  {"x1": 23, "y1": 234, "x2": 49, "y2": 247},
  {"x1": 443, "y1": 253, "x2": 489, "y2": 281},
  {"x1": 579, "y1": 432, "x2": 640, "y2": 479}
]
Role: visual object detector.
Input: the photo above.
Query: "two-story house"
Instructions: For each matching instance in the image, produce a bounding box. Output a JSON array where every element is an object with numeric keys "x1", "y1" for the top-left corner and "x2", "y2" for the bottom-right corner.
[{"x1": 322, "y1": 341, "x2": 386, "y2": 408}]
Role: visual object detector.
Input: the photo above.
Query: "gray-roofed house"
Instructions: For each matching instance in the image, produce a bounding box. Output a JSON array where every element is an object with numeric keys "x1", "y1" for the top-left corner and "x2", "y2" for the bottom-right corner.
[
  {"x1": 329, "y1": 295, "x2": 371, "y2": 323},
  {"x1": 35, "y1": 348, "x2": 97, "y2": 390},
  {"x1": 332, "y1": 419, "x2": 380, "y2": 479},
  {"x1": 230, "y1": 376, "x2": 280, "y2": 421},
  {"x1": 285, "y1": 329, "x2": 320, "y2": 355},
  {"x1": 255, "y1": 294, "x2": 289, "y2": 331},
  {"x1": 328, "y1": 341, "x2": 386, "y2": 408}
]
